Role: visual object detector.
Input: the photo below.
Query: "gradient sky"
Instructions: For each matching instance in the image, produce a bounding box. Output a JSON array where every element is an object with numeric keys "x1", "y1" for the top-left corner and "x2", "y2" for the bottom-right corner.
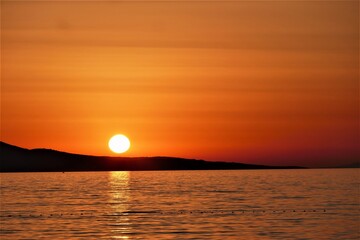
[{"x1": 1, "y1": 0, "x2": 359, "y2": 167}]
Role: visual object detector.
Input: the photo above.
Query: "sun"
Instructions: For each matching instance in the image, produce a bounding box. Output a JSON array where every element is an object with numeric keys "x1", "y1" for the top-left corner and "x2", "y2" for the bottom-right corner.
[{"x1": 108, "y1": 134, "x2": 131, "y2": 154}]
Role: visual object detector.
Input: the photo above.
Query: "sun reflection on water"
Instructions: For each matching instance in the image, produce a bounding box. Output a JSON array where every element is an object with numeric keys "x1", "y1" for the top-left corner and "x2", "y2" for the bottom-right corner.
[{"x1": 108, "y1": 171, "x2": 131, "y2": 239}]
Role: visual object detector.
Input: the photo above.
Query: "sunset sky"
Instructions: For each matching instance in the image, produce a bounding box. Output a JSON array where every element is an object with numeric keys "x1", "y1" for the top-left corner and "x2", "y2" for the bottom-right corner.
[{"x1": 1, "y1": 0, "x2": 359, "y2": 167}]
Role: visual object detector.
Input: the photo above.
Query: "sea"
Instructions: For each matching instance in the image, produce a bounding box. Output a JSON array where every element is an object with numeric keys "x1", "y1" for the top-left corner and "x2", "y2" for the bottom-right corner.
[{"x1": 0, "y1": 169, "x2": 359, "y2": 239}]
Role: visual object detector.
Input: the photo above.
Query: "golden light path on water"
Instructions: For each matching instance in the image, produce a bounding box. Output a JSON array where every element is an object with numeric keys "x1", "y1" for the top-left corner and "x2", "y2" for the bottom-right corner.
[{"x1": 109, "y1": 172, "x2": 131, "y2": 239}]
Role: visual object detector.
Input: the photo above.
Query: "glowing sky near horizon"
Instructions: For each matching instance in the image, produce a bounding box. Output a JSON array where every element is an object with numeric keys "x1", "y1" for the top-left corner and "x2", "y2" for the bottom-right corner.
[{"x1": 1, "y1": 0, "x2": 359, "y2": 167}]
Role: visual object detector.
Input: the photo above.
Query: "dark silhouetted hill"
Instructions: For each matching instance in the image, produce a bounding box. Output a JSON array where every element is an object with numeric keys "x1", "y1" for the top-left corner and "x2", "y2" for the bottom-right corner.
[{"x1": 0, "y1": 141, "x2": 305, "y2": 172}]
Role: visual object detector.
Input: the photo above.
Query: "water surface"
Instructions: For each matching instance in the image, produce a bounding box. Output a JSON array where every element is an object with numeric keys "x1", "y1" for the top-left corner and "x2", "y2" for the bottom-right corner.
[{"x1": 1, "y1": 169, "x2": 359, "y2": 239}]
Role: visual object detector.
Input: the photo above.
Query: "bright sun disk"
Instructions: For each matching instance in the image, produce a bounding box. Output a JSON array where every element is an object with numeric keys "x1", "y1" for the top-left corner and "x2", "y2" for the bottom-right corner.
[{"x1": 108, "y1": 134, "x2": 130, "y2": 153}]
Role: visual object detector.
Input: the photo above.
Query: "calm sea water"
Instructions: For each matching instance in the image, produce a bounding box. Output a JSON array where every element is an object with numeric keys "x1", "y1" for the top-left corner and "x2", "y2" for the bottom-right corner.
[{"x1": 0, "y1": 169, "x2": 359, "y2": 239}]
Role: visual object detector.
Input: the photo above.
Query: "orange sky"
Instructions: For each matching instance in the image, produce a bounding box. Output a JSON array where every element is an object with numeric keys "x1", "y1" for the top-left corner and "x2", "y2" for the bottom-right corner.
[{"x1": 1, "y1": 0, "x2": 359, "y2": 167}]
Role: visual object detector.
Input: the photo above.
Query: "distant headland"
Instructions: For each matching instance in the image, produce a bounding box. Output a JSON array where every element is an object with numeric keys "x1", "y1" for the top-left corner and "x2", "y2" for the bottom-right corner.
[{"x1": 1, "y1": 141, "x2": 306, "y2": 172}]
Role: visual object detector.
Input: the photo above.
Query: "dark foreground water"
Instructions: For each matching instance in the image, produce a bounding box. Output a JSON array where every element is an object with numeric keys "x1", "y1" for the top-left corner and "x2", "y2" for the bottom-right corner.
[{"x1": 1, "y1": 169, "x2": 359, "y2": 239}]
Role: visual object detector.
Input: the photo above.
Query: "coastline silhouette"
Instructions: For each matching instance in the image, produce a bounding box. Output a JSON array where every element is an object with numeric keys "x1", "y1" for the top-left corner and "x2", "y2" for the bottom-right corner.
[{"x1": 0, "y1": 141, "x2": 305, "y2": 172}]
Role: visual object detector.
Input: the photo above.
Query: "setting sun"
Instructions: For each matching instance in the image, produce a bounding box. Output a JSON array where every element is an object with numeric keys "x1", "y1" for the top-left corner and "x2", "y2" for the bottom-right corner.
[{"x1": 108, "y1": 134, "x2": 131, "y2": 154}]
